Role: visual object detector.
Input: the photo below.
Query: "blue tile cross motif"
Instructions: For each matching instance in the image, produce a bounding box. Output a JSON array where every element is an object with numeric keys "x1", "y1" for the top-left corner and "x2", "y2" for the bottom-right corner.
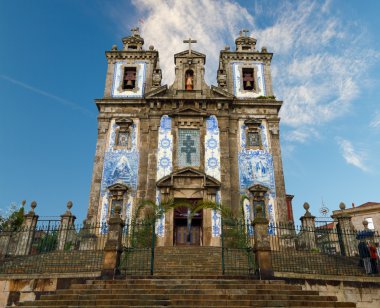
[
  {"x1": 178, "y1": 129, "x2": 200, "y2": 167},
  {"x1": 181, "y1": 135, "x2": 196, "y2": 164}
]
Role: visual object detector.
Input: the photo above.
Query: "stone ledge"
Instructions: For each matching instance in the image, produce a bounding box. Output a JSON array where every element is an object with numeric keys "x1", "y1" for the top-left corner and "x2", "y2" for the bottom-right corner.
[
  {"x1": 0, "y1": 271, "x2": 101, "y2": 280},
  {"x1": 275, "y1": 271, "x2": 380, "y2": 284}
]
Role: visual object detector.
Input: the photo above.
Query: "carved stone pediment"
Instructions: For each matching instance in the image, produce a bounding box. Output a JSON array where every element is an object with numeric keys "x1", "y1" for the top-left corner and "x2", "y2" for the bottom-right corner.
[
  {"x1": 169, "y1": 107, "x2": 209, "y2": 118},
  {"x1": 174, "y1": 50, "x2": 206, "y2": 60},
  {"x1": 108, "y1": 182, "x2": 129, "y2": 191},
  {"x1": 107, "y1": 182, "x2": 129, "y2": 199},
  {"x1": 157, "y1": 167, "x2": 220, "y2": 189},
  {"x1": 244, "y1": 118, "x2": 262, "y2": 127},
  {"x1": 115, "y1": 118, "x2": 133, "y2": 127},
  {"x1": 248, "y1": 183, "x2": 269, "y2": 193},
  {"x1": 211, "y1": 85, "x2": 234, "y2": 99},
  {"x1": 145, "y1": 85, "x2": 168, "y2": 98}
]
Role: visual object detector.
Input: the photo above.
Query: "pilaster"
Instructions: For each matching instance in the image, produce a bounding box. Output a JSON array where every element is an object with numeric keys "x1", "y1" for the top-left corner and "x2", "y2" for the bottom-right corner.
[{"x1": 15, "y1": 201, "x2": 39, "y2": 256}]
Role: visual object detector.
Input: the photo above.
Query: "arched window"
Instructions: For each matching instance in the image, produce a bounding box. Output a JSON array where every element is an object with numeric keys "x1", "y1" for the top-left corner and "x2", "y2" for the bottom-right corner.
[{"x1": 185, "y1": 70, "x2": 194, "y2": 90}]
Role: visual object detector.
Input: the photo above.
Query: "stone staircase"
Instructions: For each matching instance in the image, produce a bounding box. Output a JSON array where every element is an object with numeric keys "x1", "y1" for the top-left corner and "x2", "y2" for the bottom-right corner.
[
  {"x1": 272, "y1": 251, "x2": 365, "y2": 276},
  {"x1": 154, "y1": 246, "x2": 223, "y2": 276},
  {"x1": 13, "y1": 278, "x2": 356, "y2": 307},
  {"x1": 8, "y1": 246, "x2": 356, "y2": 307},
  {"x1": 0, "y1": 251, "x2": 104, "y2": 275}
]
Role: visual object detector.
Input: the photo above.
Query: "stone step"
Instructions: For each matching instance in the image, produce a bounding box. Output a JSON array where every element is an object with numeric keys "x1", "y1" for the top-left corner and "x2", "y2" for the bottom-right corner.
[
  {"x1": 17, "y1": 299, "x2": 355, "y2": 307},
  {"x1": 56, "y1": 288, "x2": 320, "y2": 296},
  {"x1": 39, "y1": 293, "x2": 338, "y2": 301}
]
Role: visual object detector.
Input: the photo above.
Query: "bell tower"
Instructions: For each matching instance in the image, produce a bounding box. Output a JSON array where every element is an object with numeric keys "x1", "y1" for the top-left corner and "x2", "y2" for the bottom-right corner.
[
  {"x1": 169, "y1": 38, "x2": 209, "y2": 96},
  {"x1": 217, "y1": 30, "x2": 274, "y2": 98}
]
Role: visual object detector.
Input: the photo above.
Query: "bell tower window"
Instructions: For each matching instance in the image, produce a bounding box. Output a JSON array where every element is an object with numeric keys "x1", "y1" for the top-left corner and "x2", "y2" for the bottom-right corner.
[
  {"x1": 242, "y1": 68, "x2": 254, "y2": 91},
  {"x1": 123, "y1": 67, "x2": 137, "y2": 90},
  {"x1": 185, "y1": 70, "x2": 194, "y2": 90}
]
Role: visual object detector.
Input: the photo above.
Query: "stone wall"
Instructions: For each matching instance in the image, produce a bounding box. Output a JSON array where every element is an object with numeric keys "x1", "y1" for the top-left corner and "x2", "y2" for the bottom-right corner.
[
  {"x1": 276, "y1": 274, "x2": 380, "y2": 308},
  {"x1": 0, "y1": 277, "x2": 93, "y2": 307}
]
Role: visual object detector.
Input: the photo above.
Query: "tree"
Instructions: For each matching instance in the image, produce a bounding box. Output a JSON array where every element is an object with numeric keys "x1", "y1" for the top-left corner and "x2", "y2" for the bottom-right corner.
[{"x1": 0, "y1": 201, "x2": 25, "y2": 232}]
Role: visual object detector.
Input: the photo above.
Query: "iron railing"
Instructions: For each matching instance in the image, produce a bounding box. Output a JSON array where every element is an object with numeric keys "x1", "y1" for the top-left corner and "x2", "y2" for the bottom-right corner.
[
  {"x1": 0, "y1": 223, "x2": 106, "y2": 275},
  {"x1": 120, "y1": 221, "x2": 155, "y2": 275},
  {"x1": 221, "y1": 219, "x2": 255, "y2": 276},
  {"x1": 270, "y1": 223, "x2": 380, "y2": 276}
]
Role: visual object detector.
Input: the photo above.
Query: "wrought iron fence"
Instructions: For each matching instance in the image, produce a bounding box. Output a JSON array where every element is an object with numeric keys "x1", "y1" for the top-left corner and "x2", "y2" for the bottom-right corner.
[
  {"x1": 0, "y1": 223, "x2": 106, "y2": 275},
  {"x1": 221, "y1": 219, "x2": 256, "y2": 276},
  {"x1": 120, "y1": 221, "x2": 155, "y2": 275},
  {"x1": 270, "y1": 223, "x2": 380, "y2": 276}
]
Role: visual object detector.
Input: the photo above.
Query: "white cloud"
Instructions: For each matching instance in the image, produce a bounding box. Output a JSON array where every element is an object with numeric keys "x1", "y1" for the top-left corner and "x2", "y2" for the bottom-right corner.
[
  {"x1": 370, "y1": 112, "x2": 380, "y2": 129},
  {"x1": 107, "y1": 0, "x2": 379, "y2": 142},
  {"x1": 254, "y1": 1, "x2": 378, "y2": 131},
  {"x1": 285, "y1": 127, "x2": 320, "y2": 143},
  {"x1": 126, "y1": 0, "x2": 254, "y2": 85},
  {"x1": 336, "y1": 137, "x2": 368, "y2": 172}
]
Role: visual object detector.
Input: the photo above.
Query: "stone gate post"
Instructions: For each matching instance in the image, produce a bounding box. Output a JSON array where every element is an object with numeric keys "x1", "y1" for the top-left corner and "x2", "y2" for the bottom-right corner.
[
  {"x1": 299, "y1": 202, "x2": 316, "y2": 250},
  {"x1": 15, "y1": 201, "x2": 39, "y2": 256},
  {"x1": 101, "y1": 205, "x2": 125, "y2": 279},
  {"x1": 57, "y1": 201, "x2": 76, "y2": 250},
  {"x1": 331, "y1": 202, "x2": 357, "y2": 256},
  {"x1": 252, "y1": 204, "x2": 274, "y2": 279}
]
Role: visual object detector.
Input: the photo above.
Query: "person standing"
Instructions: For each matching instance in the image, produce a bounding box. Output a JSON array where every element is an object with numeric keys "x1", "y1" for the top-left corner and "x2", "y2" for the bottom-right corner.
[
  {"x1": 358, "y1": 240, "x2": 371, "y2": 274},
  {"x1": 369, "y1": 242, "x2": 379, "y2": 274}
]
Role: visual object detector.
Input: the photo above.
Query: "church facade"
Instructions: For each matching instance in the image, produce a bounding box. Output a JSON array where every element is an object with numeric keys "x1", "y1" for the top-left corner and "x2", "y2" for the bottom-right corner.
[{"x1": 86, "y1": 29, "x2": 289, "y2": 246}]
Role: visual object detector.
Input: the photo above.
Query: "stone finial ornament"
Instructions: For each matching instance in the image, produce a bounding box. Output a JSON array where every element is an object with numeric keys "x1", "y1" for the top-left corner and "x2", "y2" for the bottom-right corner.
[
  {"x1": 30, "y1": 201, "x2": 37, "y2": 213},
  {"x1": 224, "y1": 45, "x2": 230, "y2": 51},
  {"x1": 149, "y1": 45, "x2": 154, "y2": 50},
  {"x1": 111, "y1": 45, "x2": 118, "y2": 51},
  {"x1": 67, "y1": 201, "x2": 73, "y2": 210},
  {"x1": 339, "y1": 202, "x2": 346, "y2": 210},
  {"x1": 261, "y1": 46, "x2": 268, "y2": 53},
  {"x1": 303, "y1": 202, "x2": 312, "y2": 217},
  {"x1": 303, "y1": 202, "x2": 310, "y2": 211}
]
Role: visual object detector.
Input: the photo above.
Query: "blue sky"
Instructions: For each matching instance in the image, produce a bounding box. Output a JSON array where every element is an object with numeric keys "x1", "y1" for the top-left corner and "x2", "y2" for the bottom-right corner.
[{"x1": 0, "y1": 0, "x2": 379, "y2": 223}]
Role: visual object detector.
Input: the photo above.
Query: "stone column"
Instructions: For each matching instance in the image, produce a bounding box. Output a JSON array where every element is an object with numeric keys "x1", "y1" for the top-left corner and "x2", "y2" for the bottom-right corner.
[
  {"x1": 252, "y1": 204, "x2": 273, "y2": 279},
  {"x1": 331, "y1": 202, "x2": 357, "y2": 256},
  {"x1": 15, "y1": 201, "x2": 39, "y2": 256},
  {"x1": 267, "y1": 119, "x2": 287, "y2": 223},
  {"x1": 86, "y1": 116, "x2": 111, "y2": 225},
  {"x1": 299, "y1": 202, "x2": 316, "y2": 250},
  {"x1": 57, "y1": 201, "x2": 76, "y2": 251},
  {"x1": 101, "y1": 205, "x2": 125, "y2": 279}
]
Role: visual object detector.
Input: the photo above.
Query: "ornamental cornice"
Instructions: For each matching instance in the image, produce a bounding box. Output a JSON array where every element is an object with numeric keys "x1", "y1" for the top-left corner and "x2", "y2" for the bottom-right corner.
[
  {"x1": 105, "y1": 50, "x2": 158, "y2": 60},
  {"x1": 220, "y1": 51, "x2": 272, "y2": 62}
]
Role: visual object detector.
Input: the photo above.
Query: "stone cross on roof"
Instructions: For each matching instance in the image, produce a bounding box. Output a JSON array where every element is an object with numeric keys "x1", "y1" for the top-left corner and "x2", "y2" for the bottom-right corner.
[
  {"x1": 131, "y1": 27, "x2": 140, "y2": 36},
  {"x1": 242, "y1": 29, "x2": 249, "y2": 36},
  {"x1": 183, "y1": 38, "x2": 197, "y2": 55}
]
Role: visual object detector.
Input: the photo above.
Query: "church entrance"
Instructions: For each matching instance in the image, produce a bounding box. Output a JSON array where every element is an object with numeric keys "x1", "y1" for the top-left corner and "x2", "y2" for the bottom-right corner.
[{"x1": 173, "y1": 199, "x2": 202, "y2": 246}]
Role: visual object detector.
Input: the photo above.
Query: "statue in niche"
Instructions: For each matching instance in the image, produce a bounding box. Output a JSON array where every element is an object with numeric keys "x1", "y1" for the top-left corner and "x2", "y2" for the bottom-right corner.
[{"x1": 185, "y1": 70, "x2": 194, "y2": 90}]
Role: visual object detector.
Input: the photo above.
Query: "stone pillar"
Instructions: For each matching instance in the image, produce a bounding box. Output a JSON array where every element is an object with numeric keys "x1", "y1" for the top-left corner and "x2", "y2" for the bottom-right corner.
[
  {"x1": 252, "y1": 204, "x2": 273, "y2": 279},
  {"x1": 331, "y1": 202, "x2": 357, "y2": 256},
  {"x1": 15, "y1": 201, "x2": 39, "y2": 256},
  {"x1": 57, "y1": 201, "x2": 76, "y2": 251},
  {"x1": 299, "y1": 202, "x2": 316, "y2": 250},
  {"x1": 86, "y1": 116, "x2": 111, "y2": 225},
  {"x1": 267, "y1": 119, "x2": 287, "y2": 223},
  {"x1": 101, "y1": 205, "x2": 125, "y2": 279}
]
